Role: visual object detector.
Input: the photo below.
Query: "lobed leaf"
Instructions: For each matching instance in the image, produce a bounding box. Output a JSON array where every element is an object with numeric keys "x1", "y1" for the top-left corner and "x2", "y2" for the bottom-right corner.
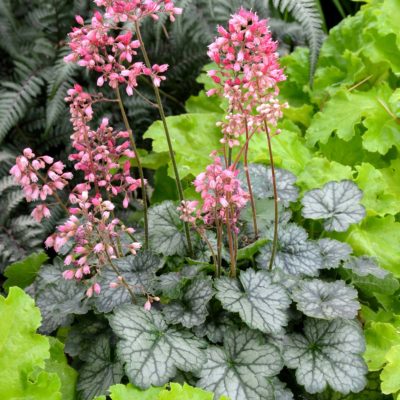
[
  {"x1": 301, "y1": 180, "x2": 365, "y2": 232},
  {"x1": 109, "y1": 304, "x2": 205, "y2": 389},
  {"x1": 317, "y1": 239, "x2": 352, "y2": 270},
  {"x1": 292, "y1": 279, "x2": 360, "y2": 320},
  {"x1": 215, "y1": 269, "x2": 291, "y2": 334}
]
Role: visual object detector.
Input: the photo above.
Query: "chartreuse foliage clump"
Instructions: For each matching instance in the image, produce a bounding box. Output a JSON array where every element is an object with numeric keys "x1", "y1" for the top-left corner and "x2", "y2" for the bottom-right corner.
[{"x1": 0, "y1": 287, "x2": 77, "y2": 399}]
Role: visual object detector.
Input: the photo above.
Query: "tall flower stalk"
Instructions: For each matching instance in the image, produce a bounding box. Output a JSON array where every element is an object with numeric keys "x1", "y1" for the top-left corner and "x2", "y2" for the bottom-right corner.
[
  {"x1": 205, "y1": 9, "x2": 287, "y2": 270},
  {"x1": 64, "y1": 0, "x2": 185, "y2": 250}
]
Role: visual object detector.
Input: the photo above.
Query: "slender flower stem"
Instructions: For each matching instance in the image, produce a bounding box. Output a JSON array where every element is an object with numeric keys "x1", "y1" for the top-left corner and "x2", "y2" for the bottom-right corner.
[
  {"x1": 242, "y1": 114, "x2": 259, "y2": 238},
  {"x1": 134, "y1": 20, "x2": 193, "y2": 256},
  {"x1": 263, "y1": 119, "x2": 279, "y2": 270},
  {"x1": 195, "y1": 227, "x2": 217, "y2": 272},
  {"x1": 115, "y1": 87, "x2": 149, "y2": 250},
  {"x1": 104, "y1": 251, "x2": 136, "y2": 303},
  {"x1": 225, "y1": 209, "x2": 236, "y2": 278}
]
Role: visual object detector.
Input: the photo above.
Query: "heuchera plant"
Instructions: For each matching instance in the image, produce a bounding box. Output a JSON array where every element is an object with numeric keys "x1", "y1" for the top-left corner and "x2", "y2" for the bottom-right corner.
[{"x1": 9, "y1": 2, "x2": 388, "y2": 400}]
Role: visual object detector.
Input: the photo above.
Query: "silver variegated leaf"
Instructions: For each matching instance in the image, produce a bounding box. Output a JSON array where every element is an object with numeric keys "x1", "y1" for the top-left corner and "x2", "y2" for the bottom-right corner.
[
  {"x1": 77, "y1": 335, "x2": 124, "y2": 400},
  {"x1": 266, "y1": 377, "x2": 294, "y2": 400},
  {"x1": 193, "y1": 317, "x2": 232, "y2": 344},
  {"x1": 256, "y1": 223, "x2": 322, "y2": 276},
  {"x1": 284, "y1": 318, "x2": 367, "y2": 394},
  {"x1": 215, "y1": 269, "x2": 290, "y2": 334},
  {"x1": 94, "y1": 251, "x2": 164, "y2": 313},
  {"x1": 163, "y1": 277, "x2": 214, "y2": 328},
  {"x1": 301, "y1": 180, "x2": 366, "y2": 232},
  {"x1": 239, "y1": 164, "x2": 299, "y2": 206},
  {"x1": 148, "y1": 201, "x2": 187, "y2": 256},
  {"x1": 292, "y1": 280, "x2": 360, "y2": 320},
  {"x1": 157, "y1": 265, "x2": 201, "y2": 299},
  {"x1": 34, "y1": 258, "x2": 88, "y2": 334},
  {"x1": 318, "y1": 239, "x2": 352, "y2": 269},
  {"x1": 197, "y1": 328, "x2": 283, "y2": 400},
  {"x1": 109, "y1": 304, "x2": 205, "y2": 389},
  {"x1": 343, "y1": 256, "x2": 388, "y2": 279}
]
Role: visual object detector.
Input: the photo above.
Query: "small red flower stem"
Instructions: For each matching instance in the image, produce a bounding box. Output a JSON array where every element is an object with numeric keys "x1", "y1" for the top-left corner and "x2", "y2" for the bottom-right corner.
[
  {"x1": 242, "y1": 113, "x2": 259, "y2": 239},
  {"x1": 134, "y1": 20, "x2": 193, "y2": 257},
  {"x1": 115, "y1": 86, "x2": 149, "y2": 250},
  {"x1": 225, "y1": 208, "x2": 236, "y2": 278},
  {"x1": 263, "y1": 119, "x2": 279, "y2": 270}
]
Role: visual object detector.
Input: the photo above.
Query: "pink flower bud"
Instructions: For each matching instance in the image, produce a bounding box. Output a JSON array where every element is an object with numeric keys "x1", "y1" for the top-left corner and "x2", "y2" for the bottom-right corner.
[{"x1": 144, "y1": 300, "x2": 152, "y2": 311}]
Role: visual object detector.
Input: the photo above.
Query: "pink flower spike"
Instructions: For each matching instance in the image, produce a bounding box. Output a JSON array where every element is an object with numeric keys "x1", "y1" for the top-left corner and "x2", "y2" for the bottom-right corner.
[{"x1": 62, "y1": 269, "x2": 75, "y2": 280}]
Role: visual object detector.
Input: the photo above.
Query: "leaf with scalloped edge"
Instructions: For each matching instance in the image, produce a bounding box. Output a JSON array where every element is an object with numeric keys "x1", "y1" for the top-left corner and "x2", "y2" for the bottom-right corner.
[
  {"x1": 197, "y1": 328, "x2": 283, "y2": 400},
  {"x1": 163, "y1": 277, "x2": 214, "y2": 328},
  {"x1": 77, "y1": 334, "x2": 124, "y2": 400},
  {"x1": 256, "y1": 223, "x2": 322, "y2": 276},
  {"x1": 109, "y1": 304, "x2": 205, "y2": 389},
  {"x1": 343, "y1": 256, "x2": 388, "y2": 279},
  {"x1": 215, "y1": 269, "x2": 290, "y2": 334},
  {"x1": 238, "y1": 164, "x2": 299, "y2": 206},
  {"x1": 284, "y1": 318, "x2": 367, "y2": 394},
  {"x1": 292, "y1": 279, "x2": 360, "y2": 320},
  {"x1": 0, "y1": 287, "x2": 62, "y2": 399},
  {"x1": 318, "y1": 239, "x2": 352, "y2": 269},
  {"x1": 94, "y1": 383, "x2": 163, "y2": 400},
  {"x1": 381, "y1": 345, "x2": 400, "y2": 395},
  {"x1": 94, "y1": 251, "x2": 164, "y2": 313},
  {"x1": 160, "y1": 383, "x2": 229, "y2": 400},
  {"x1": 302, "y1": 180, "x2": 366, "y2": 232},
  {"x1": 148, "y1": 201, "x2": 187, "y2": 256},
  {"x1": 34, "y1": 258, "x2": 88, "y2": 334}
]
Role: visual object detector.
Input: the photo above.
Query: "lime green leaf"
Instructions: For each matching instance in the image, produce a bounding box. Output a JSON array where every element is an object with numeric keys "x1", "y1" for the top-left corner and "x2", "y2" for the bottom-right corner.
[
  {"x1": 185, "y1": 90, "x2": 224, "y2": 114},
  {"x1": 108, "y1": 383, "x2": 163, "y2": 400},
  {"x1": 0, "y1": 287, "x2": 62, "y2": 399},
  {"x1": 46, "y1": 338, "x2": 77, "y2": 400},
  {"x1": 355, "y1": 161, "x2": 400, "y2": 216},
  {"x1": 381, "y1": 345, "x2": 400, "y2": 395},
  {"x1": 296, "y1": 158, "x2": 353, "y2": 190},
  {"x1": 144, "y1": 113, "x2": 222, "y2": 179},
  {"x1": 3, "y1": 251, "x2": 48, "y2": 291},
  {"x1": 364, "y1": 322, "x2": 400, "y2": 371},
  {"x1": 306, "y1": 89, "x2": 376, "y2": 146},
  {"x1": 340, "y1": 216, "x2": 400, "y2": 277},
  {"x1": 236, "y1": 238, "x2": 268, "y2": 261},
  {"x1": 160, "y1": 383, "x2": 229, "y2": 400}
]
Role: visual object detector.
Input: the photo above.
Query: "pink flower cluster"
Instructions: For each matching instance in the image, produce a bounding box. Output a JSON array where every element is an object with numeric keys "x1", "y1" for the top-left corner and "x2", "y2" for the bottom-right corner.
[
  {"x1": 193, "y1": 155, "x2": 249, "y2": 231},
  {"x1": 10, "y1": 148, "x2": 72, "y2": 222},
  {"x1": 46, "y1": 190, "x2": 141, "y2": 297},
  {"x1": 66, "y1": 84, "x2": 143, "y2": 207},
  {"x1": 65, "y1": 0, "x2": 181, "y2": 95},
  {"x1": 207, "y1": 8, "x2": 287, "y2": 147}
]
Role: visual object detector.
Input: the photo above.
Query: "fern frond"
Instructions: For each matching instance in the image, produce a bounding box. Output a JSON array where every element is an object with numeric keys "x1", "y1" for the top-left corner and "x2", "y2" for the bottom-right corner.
[
  {"x1": 0, "y1": 61, "x2": 45, "y2": 143},
  {"x1": 272, "y1": 0, "x2": 325, "y2": 83}
]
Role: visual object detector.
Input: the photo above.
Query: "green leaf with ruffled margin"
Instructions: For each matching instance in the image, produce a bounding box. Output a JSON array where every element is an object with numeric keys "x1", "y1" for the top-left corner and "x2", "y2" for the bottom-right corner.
[
  {"x1": 236, "y1": 238, "x2": 268, "y2": 261},
  {"x1": 215, "y1": 270, "x2": 290, "y2": 334},
  {"x1": 256, "y1": 223, "x2": 322, "y2": 276},
  {"x1": 46, "y1": 338, "x2": 77, "y2": 400},
  {"x1": 34, "y1": 259, "x2": 88, "y2": 334},
  {"x1": 364, "y1": 322, "x2": 400, "y2": 371},
  {"x1": 238, "y1": 164, "x2": 299, "y2": 206},
  {"x1": 284, "y1": 319, "x2": 367, "y2": 394},
  {"x1": 338, "y1": 215, "x2": 400, "y2": 277},
  {"x1": 343, "y1": 256, "x2": 388, "y2": 279},
  {"x1": 144, "y1": 113, "x2": 222, "y2": 180},
  {"x1": 0, "y1": 287, "x2": 62, "y2": 399},
  {"x1": 3, "y1": 251, "x2": 48, "y2": 291},
  {"x1": 94, "y1": 251, "x2": 164, "y2": 313},
  {"x1": 148, "y1": 201, "x2": 187, "y2": 256},
  {"x1": 292, "y1": 280, "x2": 360, "y2": 320},
  {"x1": 355, "y1": 161, "x2": 400, "y2": 217},
  {"x1": 163, "y1": 277, "x2": 214, "y2": 328},
  {"x1": 77, "y1": 334, "x2": 124, "y2": 400},
  {"x1": 197, "y1": 328, "x2": 283, "y2": 400},
  {"x1": 301, "y1": 180, "x2": 365, "y2": 232},
  {"x1": 296, "y1": 158, "x2": 353, "y2": 191},
  {"x1": 160, "y1": 383, "x2": 229, "y2": 400},
  {"x1": 381, "y1": 345, "x2": 400, "y2": 395},
  {"x1": 317, "y1": 239, "x2": 352, "y2": 270},
  {"x1": 94, "y1": 383, "x2": 163, "y2": 400},
  {"x1": 109, "y1": 304, "x2": 205, "y2": 389}
]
